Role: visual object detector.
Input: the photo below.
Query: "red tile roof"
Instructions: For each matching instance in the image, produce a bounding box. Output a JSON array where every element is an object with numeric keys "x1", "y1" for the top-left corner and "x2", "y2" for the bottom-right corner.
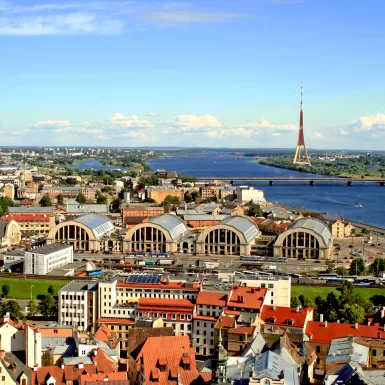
[
  {"x1": 64, "y1": 365, "x2": 97, "y2": 381},
  {"x1": 215, "y1": 316, "x2": 236, "y2": 329},
  {"x1": 3, "y1": 214, "x2": 51, "y2": 222},
  {"x1": 96, "y1": 318, "x2": 135, "y2": 324},
  {"x1": 250, "y1": 217, "x2": 267, "y2": 225},
  {"x1": 136, "y1": 336, "x2": 211, "y2": 385},
  {"x1": 306, "y1": 321, "x2": 385, "y2": 344},
  {"x1": 196, "y1": 292, "x2": 228, "y2": 307},
  {"x1": 32, "y1": 366, "x2": 65, "y2": 385},
  {"x1": 228, "y1": 326, "x2": 255, "y2": 335},
  {"x1": 261, "y1": 306, "x2": 313, "y2": 329},
  {"x1": 80, "y1": 372, "x2": 127, "y2": 385},
  {"x1": 227, "y1": 286, "x2": 267, "y2": 311},
  {"x1": 193, "y1": 315, "x2": 217, "y2": 322},
  {"x1": 138, "y1": 298, "x2": 195, "y2": 309}
]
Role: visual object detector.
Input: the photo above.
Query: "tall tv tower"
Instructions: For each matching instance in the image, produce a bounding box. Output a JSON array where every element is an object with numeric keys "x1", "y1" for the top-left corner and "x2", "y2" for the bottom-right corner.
[{"x1": 293, "y1": 81, "x2": 311, "y2": 165}]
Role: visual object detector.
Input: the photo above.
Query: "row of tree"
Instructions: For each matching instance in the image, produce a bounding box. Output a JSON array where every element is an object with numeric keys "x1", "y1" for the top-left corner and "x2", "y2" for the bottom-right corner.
[
  {"x1": 0, "y1": 285, "x2": 58, "y2": 322},
  {"x1": 291, "y1": 281, "x2": 372, "y2": 324}
]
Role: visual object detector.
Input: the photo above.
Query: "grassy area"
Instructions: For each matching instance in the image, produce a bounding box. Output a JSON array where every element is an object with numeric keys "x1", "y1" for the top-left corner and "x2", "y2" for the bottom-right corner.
[
  {"x1": 292, "y1": 285, "x2": 385, "y2": 303},
  {"x1": 0, "y1": 277, "x2": 71, "y2": 300}
]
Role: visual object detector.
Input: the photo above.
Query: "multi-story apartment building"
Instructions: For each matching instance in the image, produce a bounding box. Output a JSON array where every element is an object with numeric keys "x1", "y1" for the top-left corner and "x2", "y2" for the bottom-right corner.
[
  {"x1": 95, "y1": 275, "x2": 200, "y2": 350},
  {"x1": 201, "y1": 186, "x2": 218, "y2": 200},
  {"x1": 136, "y1": 298, "x2": 194, "y2": 337},
  {"x1": 81, "y1": 186, "x2": 101, "y2": 201},
  {"x1": 24, "y1": 243, "x2": 73, "y2": 275},
  {"x1": 237, "y1": 276, "x2": 292, "y2": 307},
  {"x1": 4, "y1": 206, "x2": 55, "y2": 234},
  {"x1": 122, "y1": 205, "x2": 164, "y2": 227},
  {"x1": 59, "y1": 280, "x2": 98, "y2": 331},
  {"x1": 193, "y1": 286, "x2": 269, "y2": 356},
  {"x1": 41, "y1": 185, "x2": 81, "y2": 198}
]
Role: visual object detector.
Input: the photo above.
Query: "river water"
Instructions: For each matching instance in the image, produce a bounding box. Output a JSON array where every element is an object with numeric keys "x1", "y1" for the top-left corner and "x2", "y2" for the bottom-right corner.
[{"x1": 148, "y1": 152, "x2": 385, "y2": 228}]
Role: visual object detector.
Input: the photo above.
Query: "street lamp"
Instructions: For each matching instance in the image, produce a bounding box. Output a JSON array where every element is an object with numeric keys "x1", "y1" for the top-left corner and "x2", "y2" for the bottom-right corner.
[{"x1": 30, "y1": 285, "x2": 33, "y2": 301}]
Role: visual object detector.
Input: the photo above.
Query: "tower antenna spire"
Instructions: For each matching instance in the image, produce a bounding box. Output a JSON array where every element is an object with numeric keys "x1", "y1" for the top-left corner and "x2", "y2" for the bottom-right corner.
[{"x1": 293, "y1": 79, "x2": 311, "y2": 165}]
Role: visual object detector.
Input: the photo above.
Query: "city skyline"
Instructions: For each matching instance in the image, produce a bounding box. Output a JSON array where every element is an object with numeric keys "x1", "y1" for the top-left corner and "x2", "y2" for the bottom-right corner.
[{"x1": 1, "y1": 0, "x2": 385, "y2": 149}]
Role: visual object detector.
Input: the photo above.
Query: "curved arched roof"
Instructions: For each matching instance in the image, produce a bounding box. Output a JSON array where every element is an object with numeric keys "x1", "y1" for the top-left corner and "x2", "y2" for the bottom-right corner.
[
  {"x1": 147, "y1": 214, "x2": 189, "y2": 241},
  {"x1": 219, "y1": 216, "x2": 260, "y2": 243},
  {"x1": 73, "y1": 214, "x2": 114, "y2": 239},
  {"x1": 289, "y1": 218, "x2": 332, "y2": 246}
]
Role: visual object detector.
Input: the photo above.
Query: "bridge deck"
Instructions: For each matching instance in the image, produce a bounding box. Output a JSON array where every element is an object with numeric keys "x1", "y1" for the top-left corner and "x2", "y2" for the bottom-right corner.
[{"x1": 196, "y1": 177, "x2": 385, "y2": 182}]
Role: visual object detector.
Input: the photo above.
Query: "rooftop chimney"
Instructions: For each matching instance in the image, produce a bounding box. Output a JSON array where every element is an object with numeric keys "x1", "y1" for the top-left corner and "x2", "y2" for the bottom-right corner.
[
  {"x1": 355, "y1": 323, "x2": 359, "y2": 329},
  {"x1": 273, "y1": 305, "x2": 276, "y2": 311},
  {"x1": 381, "y1": 309, "x2": 385, "y2": 318},
  {"x1": 325, "y1": 321, "x2": 328, "y2": 328},
  {"x1": 61, "y1": 364, "x2": 65, "y2": 370},
  {"x1": 320, "y1": 314, "x2": 324, "y2": 322},
  {"x1": 337, "y1": 320, "x2": 340, "y2": 324},
  {"x1": 78, "y1": 362, "x2": 84, "y2": 369},
  {"x1": 296, "y1": 307, "x2": 300, "y2": 313},
  {"x1": 368, "y1": 321, "x2": 371, "y2": 326}
]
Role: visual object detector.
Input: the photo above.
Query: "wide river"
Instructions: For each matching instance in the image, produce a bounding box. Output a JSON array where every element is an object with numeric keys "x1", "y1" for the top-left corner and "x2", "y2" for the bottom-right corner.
[{"x1": 148, "y1": 152, "x2": 385, "y2": 228}]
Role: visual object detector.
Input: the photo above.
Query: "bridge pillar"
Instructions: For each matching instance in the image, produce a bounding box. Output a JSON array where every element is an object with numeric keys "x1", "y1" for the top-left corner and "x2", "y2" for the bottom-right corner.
[
  {"x1": 380, "y1": 182, "x2": 385, "y2": 187},
  {"x1": 309, "y1": 180, "x2": 314, "y2": 186},
  {"x1": 347, "y1": 181, "x2": 352, "y2": 186},
  {"x1": 269, "y1": 181, "x2": 273, "y2": 186}
]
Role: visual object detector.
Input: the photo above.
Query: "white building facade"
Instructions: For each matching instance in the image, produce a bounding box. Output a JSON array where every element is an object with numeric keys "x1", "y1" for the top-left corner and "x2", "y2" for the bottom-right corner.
[{"x1": 24, "y1": 243, "x2": 73, "y2": 275}]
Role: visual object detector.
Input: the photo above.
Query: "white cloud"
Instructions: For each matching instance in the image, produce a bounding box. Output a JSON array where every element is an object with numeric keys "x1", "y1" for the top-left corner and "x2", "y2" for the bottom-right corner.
[
  {"x1": 146, "y1": 112, "x2": 156, "y2": 116},
  {"x1": 348, "y1": 114, "x2": 385, "y2": 133},
  {"x1": 0, "y1": 1, "x2": 132, "y2": 36},
  {"x1": 169, "y1": 114, "x2": 222, "y2": 132},
  {"x1": 144, "y1": 10, "x2": 246, "y2": 24},
  {"x1": 108, "y1": 113, "x2": 154, "y2": 129},
  {"x1": 308, "y1": 131, "x2": 324, "y2": 140},
  {"x1": 233, "y1": 118, "x2": 297, "y2": 135},
  {"x1": 33, "y1": 120, "x2": 71, "y2": 129}
]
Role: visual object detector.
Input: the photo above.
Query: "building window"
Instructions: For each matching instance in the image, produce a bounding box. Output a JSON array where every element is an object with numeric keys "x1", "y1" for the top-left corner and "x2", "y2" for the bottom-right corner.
[
  {"x1": 373, "y1": 349, "x2": 377, "y2": 356},
  {"x1": 172, "y1": 314, "x2": 176, "y2": 320},
  {"x1": 180, "y1": 314, "x2": 185, "y2": 320},
  {"x1": 162, "y1": 313, "x2": 167, "y2": 319},
  {"x1": 153, "y1": 312, "x2": 158, "y2": 318},
  {"x1": 316, "y1": 346, "x2": 320, "y2": 353}
]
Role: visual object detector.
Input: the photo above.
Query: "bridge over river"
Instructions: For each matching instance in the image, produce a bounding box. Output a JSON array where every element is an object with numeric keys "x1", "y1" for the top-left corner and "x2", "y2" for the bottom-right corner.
[{"x1": 196, "y1": 177, "x2": 385, "y2": 186}]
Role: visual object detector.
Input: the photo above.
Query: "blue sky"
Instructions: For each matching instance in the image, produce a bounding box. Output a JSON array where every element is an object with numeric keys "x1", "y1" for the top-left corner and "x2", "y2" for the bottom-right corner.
[{"x1": 1, "y1": 0, "x2": 385, "y2": 149}]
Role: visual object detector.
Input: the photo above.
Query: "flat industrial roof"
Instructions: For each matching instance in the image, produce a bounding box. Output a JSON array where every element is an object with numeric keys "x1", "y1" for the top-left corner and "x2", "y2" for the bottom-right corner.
[{"x1": 26, "y1": 243, "x2": 73, "y2": 255}]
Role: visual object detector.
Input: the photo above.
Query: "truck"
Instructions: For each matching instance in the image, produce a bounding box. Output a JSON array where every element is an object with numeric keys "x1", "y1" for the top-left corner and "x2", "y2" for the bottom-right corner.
[
  {"x1": 267, "y1": 265, "x2": 277, "y2": 271},
  {"x1": 202, "y1": 261, "x2": 219, "y2": 269},
  {"x1": 156, "y1": 259, "x2": 173, "y2": 266}
]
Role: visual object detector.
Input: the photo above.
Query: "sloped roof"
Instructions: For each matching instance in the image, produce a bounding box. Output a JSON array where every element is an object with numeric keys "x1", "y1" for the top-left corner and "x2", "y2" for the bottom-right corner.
[
  {"x1": 148, "y1": 214, "x2": 189, "y2": 240},
  {"x1": 136, "y1": 336, "x2": 211, "y2": 385},
  {"x1": 261, "y1": 306, "x2": 313, "y2": 329},
  {"x1": 220, "y1": 216, "x2": 260, "y2": 242},
  {"x1": 73, "y1": 214, "x2": 114, "y2": 239},
  {"x1": 289, "y1": 218, "x2": 332, "y2": 246},
  {"x1": 306, "y1": 321, "x2": 385, "y2": 344}
]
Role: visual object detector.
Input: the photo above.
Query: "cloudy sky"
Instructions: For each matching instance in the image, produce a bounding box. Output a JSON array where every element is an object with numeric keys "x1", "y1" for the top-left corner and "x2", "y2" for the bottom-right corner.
[{"x1": 1, "y1": 0, "x2": 385, "y2": 149}]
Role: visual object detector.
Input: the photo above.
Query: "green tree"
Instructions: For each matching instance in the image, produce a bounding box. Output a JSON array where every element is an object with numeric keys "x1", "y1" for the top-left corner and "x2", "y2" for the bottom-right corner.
[
  {"x1": 57, "y1": 193, "x2": 64, "y2": 205},
  {"x1": 291, "y1": 296, "x2": 301, "y2": 307},
  {"x1": 368, "y1": 259, "x2": 385, "y2": 276},
  {"x1": 1, "y1": 284, "x2": 10, "y2": 298},
  {"x1": 111, "y1": 197, "x2": 123, "y2": 212},
  {"x1": 96, "y1": 194, "x2": 107, "y2": 204},
  {"x1": 0, "y1": 196, "x2": 14, "y2": 214},
  {"x1": 245, "y1": 203, "x2": 263, "y2": 217},
  {"x1": 75, "y1": 193, "x2": 87, "y2": 204},
  {"x1": 0, "y1": 300, "x2": 24, "y2": 322},
  {"x1": 325, "y1": 260, "x2": 335, "y2": 273},
  {"x1": 137, "y1": 175, "x2": 159, "y2": 190},
  {"x1": 38, "y1": 294, "x2": 58, "y2": 317},
  {"x1": 340, "y1": 303, "x2": 365, "y2": 324},
  {"x1": 28, "y1": 300, "x2": 39, "y2": 317},
  {"x1": 349, "y1": 258, "x2": 366, "y2": 276},
  {"x1": 48, "y1": 285, "x2": 54, "y2": 295},
  {"x1": 162, "y1": 195, "x2": 180, "y2": 213},
  {"x1": 336, "y1": 267, "x2": 348, "y2": 276},
  {"x1": 39, "y1": 194, "x2": 52, "y2": 207}
]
